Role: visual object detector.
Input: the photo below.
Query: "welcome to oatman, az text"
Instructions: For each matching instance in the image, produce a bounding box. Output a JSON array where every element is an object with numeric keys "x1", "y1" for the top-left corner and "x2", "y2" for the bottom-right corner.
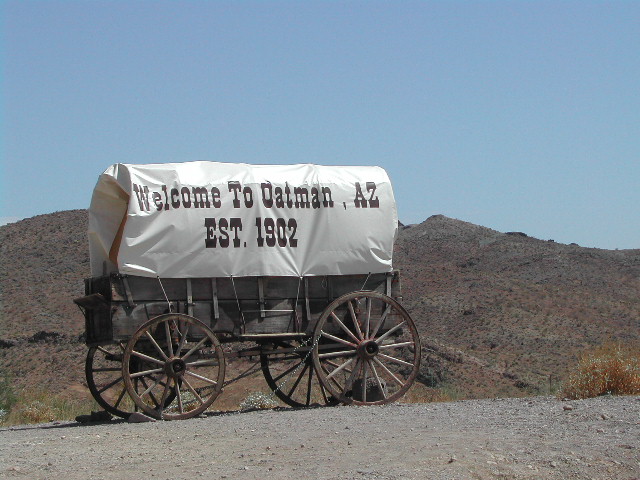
[{"x1": 131, "y1": 180, "x2": 381, "y2": 213}]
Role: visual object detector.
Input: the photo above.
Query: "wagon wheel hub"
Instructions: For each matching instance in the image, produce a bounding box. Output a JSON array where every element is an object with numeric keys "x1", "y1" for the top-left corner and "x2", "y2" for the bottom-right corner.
[
  {"x1": 165, "y1": 357, "x2": 187, "y2": 378},
  {"x1": 357, "y1": 340, "x2": 379, "y2": 360}
]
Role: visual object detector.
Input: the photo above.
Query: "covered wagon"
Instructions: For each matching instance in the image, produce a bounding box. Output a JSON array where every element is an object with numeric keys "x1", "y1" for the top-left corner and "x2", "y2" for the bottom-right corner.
[{"x1": 75, "y1": 161, "x2": 421, "y2": 419}]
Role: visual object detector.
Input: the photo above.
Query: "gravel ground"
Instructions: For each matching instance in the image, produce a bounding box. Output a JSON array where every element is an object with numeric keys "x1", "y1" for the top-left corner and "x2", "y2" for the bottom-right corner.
[{"x1": 1, "y1": 396, "x2": 638, "y2": 480}]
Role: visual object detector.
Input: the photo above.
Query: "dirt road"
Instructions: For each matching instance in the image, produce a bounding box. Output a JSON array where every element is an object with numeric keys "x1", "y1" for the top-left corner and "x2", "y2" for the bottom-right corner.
[{"x1": 1, "y1": 396, "x2": 638, "y2": 480}]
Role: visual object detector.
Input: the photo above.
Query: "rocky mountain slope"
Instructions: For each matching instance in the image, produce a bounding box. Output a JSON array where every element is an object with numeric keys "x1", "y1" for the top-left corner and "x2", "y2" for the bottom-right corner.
[
  {"x1": 396, "y1": 215, "x2": 639, "y2": 398},
  {"x1": 0, "y1": 210, "x2": 638, "y2": 404}
]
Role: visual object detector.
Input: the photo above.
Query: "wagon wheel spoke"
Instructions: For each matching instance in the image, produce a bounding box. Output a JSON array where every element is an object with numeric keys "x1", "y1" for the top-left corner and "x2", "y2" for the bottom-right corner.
[
  {"x1": 372, "y1": 357, "x2": 405, "y2": 387},
  {"x1": 158, "y1": 378, "x2": 173, "y2": 411},
  {"x1": 325, "y1": 357, "x2": 354, "y2": 380},
  {"x1": 313, "y1": 291, "x2": 421, "y2": 406},
  {"x1": 175, "y1": 381, "x2": 184, "y2": 414},
  {"x1": 375, "y1": 321, "x2": 406, "y2": 344},
  {"x1": 321, "y1": 331, "x2": 358, "y2": 348},
  {"x1": 315, "y1": 365, "x2": 332, "y2": 404},
  {"x1": 138, "y1": 376, "x2": 162, "y2": 409},
  {"x1": 344, "y1": 357, "x2": 363, "y2": 395},
  {"x1": 134, "y1": 370, "x2": 177, "y2": 412},
  {"x1": 362, "y1": 360, "x2": 368, "y2": 403},
  {"x1": 138, "y1": 374, "x2": 165, "y2": 401},
  {"x1": 123, "y1": 314, "x2": 225, "y2": 420},
  {"x1": 379, "y1": 341, "x2": 415, "y2": 350},
  {"x1": 184, "y1": 370, "x2": 219, "y2": 385},
  {"x1": 319, "y1": 363, "x2": 348, "y2": 391},
  {"x1": 272, "y1": 361, "x2": 302, "y2": 383},
  {"x1": 261, "y1": 340, "x2": 338, "y2": 408},
  {"x1": 370, "y1": 304, "x2": 391, "y2": 339},
  {"x1": 131, "y1": 350, "x2": 165, "y2": 366},
  {"x1": 330, "y1": 312, "x2": 361, "y2": 344},
  {"x1": 181, "y1": 337, "x2": 209, "y2": 362},
  {"x1": 348, "y1": 300, "x2": 365, "y2": 340},
  {"x1": 129, "y1": 367, "x2": 164, "y2": 379},
  {"x1": 317, "y1": 349, "x2": 358, "y2": 359},
  {"x1": 378, "y1": 352, "x2": 415, "y2": 367},
  {"x1": 113, "y1": 385, "x2": 128, "y2": 409},
  {"x1": 144, "y1": 330, "x2": 169, "y2": 361},
  {"x1": 364, "y1": 297, "x2": 372, "y2": 339},
  {"x1": 286, "y1": 362, "x2": 309, "y2": 398},
  {"x1": 306, "y1": 362, "x2": 314, "y2": 405},
  {"x1": 97, "y1": 376, "x2": 123, "y2": 395},
  {"x1": 324, "y1": 358, "x2": 353, "y2": 374},
  {"x1": 185, "y1": 359, "x2": 220, "y2": 368},
  {"x1": 164, "y1": 320, "x2": 174, "y2": 358},
  {"x1": 175, "y1": 322, "x2": 190, "y2": 357},
  {"x1": 367, "y1": 359, "x2": 387, "y2": 401},
  {"x1": 181, "y1": 377, "x2": 205, "y2": 406}
]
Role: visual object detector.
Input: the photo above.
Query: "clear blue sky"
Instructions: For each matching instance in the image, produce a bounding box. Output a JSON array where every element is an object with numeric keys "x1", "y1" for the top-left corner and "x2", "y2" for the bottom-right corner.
[{"x1": 2, "y1": 1, "x2": 638, "y2": 249}]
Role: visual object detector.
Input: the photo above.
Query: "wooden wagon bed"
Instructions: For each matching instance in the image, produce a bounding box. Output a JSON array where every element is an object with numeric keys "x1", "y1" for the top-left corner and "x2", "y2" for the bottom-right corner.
[{"x1": 78, "y1": 272, "x2": 401, "y2": 344}]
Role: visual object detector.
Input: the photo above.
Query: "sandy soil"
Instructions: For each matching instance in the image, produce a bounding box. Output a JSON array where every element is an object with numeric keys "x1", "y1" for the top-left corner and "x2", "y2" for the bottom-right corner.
[{"x1": 1, "y1": 396, "x2": 638, "y2": 480}]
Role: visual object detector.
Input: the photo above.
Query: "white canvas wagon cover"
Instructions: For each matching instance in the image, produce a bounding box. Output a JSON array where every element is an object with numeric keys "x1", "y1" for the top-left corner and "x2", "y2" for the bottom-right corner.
[{"x1": 89, "y1": 161, "x2": 398, "y2": 278}]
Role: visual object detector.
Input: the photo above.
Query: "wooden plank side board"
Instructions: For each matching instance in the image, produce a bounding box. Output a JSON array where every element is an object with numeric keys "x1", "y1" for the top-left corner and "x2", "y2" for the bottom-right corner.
[
  {"x1": 83, "y1": 271, "x2": 403, "y2": 345},
  {"x1": 105, "y1": 273, "x2": 393, "y2": 302}
]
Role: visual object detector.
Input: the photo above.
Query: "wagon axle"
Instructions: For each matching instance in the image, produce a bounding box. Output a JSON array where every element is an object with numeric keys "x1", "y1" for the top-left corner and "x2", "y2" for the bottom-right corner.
[
  {"x1": 165, "y1": 358, "x2": 186, "y2": 378},
  {"x1": 358, "y1": 340, "x2": 380, "y2": 359}
]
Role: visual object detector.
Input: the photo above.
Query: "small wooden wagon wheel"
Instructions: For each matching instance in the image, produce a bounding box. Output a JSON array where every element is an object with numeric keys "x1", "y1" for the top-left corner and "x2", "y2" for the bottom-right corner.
[
  {"x1": 312, "y1": 291, "x2": 421, "y2": 405},
  {"x1": 260, "y1": 339, "x2": 338, "y2": 408},
  {"x1": 122, "y1": 313, "x2": 226, "y2": 420},
  {"x1": 85, "y1": 342, "x2": 132, "y2": 418},
  {"x1": 86, "y1": 343, "x2": 178, "y2": 418}
]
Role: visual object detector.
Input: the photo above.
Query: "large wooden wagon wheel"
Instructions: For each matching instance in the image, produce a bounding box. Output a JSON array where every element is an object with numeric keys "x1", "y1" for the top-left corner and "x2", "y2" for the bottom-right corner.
[
  {"x1": 260, "y1": 339, "x2": 338, "y2": 408},
  {"x1": 122, "y1": 313, "x2": 226, "y2": 420},
  {"x1": 86, "y1": 343, "x2": 132, "y2": 418},
  {"x1": 312, "y1": 291, "x2": 421, "y2": 405}
]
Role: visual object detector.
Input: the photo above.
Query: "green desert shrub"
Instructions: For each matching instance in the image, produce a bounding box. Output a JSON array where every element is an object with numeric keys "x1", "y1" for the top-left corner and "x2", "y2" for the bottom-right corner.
[
  {"x1": 0, "y1": 372, "x2": 17, "y2": 422},
  {"x1": 2, "y1": 388, "x2": 93, "y2": 426},
  {"x1": 560, "y1": 343, "x2": 640, "y2": 399}
]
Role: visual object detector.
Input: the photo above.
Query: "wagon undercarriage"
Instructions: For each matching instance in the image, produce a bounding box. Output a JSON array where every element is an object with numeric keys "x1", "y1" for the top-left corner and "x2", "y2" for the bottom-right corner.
[{"x1": 77, "y1": 272, "x2": 421, "y2": 420}]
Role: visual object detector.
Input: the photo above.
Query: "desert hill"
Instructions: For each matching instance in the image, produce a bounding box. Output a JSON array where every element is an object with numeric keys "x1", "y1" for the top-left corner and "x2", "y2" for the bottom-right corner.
[
  {"x1": 0, "y1": 210, "x2": 638, "y2": 404},
  {"x1": 396, "y1": 215, "x2": 639, "y2": 397}
]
